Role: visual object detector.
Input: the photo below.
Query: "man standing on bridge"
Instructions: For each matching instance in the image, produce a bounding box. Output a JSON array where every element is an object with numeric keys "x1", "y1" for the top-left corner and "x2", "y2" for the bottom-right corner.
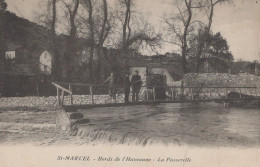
[
  {"x1": 124, "y1": 73, "x2": 131, "y2": 103},
  {"x1": 104, "y1": 72, "x2": 116, "y2": 103},
  {"x1": 131, "y1": 70, "x2": 142, "y2": 102}
]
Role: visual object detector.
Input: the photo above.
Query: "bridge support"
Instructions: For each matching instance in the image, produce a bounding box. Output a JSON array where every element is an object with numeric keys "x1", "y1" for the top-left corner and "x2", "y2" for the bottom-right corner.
[{"x1": 56, "y1": 107, "x2": 90, "y2": 134}]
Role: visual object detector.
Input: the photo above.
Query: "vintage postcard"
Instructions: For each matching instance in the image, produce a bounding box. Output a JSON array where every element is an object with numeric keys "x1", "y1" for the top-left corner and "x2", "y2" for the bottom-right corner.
[{"x1": 0, "y1": 0, "x2": 259, "y2": 166}]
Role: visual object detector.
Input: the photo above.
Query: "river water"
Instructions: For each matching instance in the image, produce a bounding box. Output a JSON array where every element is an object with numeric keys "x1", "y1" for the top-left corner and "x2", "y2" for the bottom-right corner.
[{"x1": 76, "y1": 102, "x2": 260, "y2": 147}]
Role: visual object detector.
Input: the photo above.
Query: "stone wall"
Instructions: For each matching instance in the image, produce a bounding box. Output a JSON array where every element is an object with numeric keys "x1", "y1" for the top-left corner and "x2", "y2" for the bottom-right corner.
[
  {"x1": 183, "y1": 73, "x2": 260, "y2": 87},
  {"x1": 183, "y1": 73, "x2": 260, "y2": 96},
  {"x1": 0, "y1": 95, "x2": 119, "y2": 108},
  {"x1": 0, "y1": 94, "x2": 147, "y2": 109}
]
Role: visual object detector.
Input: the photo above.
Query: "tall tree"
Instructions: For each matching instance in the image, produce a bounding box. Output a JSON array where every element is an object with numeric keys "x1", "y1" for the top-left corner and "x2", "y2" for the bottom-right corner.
[
  {"x1": 117, "y1": 0, "x2": 161, "y2": 64},
  {"x1": 209, "y1": 32, "x2": 233, "y2": 72},
  {"x1": 195, "y1": 0, "x2": 231, "y2": 72},
  {"x1": 164, "y1": 0, "x2": 202, "y2": 74},
  {"x1": 192, "y1": 32, "x2": 233, "y2": 72},
  {"x1": 94, "y1": 0, "x2": 111, "y2": 83},
  {"x1": 49, "y1": 0, "x2": 62, "y2": 80},
  {"x1": 62, "y1": 0, "x2": 80, "y2": 80},
  {"x1": 81, "y1": 0, "x2": 95, "y2": 82},
  {"x1": 0, "y1": 0, "x2": 7, "y2": 96}
]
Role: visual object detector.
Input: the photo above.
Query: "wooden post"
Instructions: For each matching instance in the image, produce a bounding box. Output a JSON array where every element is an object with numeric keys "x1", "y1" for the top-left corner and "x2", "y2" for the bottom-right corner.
[
  {"x1": 90, "y1": 86, "x2": 94, "y2": 104},
  {"x1": 36, "y1": 83, "x2": 39, "y2": 97},
  {"x1": 209, "y1": 90, "x2": 212, "y2": 100},
  {"x1": 61, "y1": 90, "x2": 64, "y2": 106},
  {"x1": 57, "y1": 87, "x2": 60, "y2": 106},
  {"x1": 191, "y1": 88, "x2": 194, "y2": 100},
  {"x1": 239, "y1": 88, "x2": 242, "y2": 98},
  {"x1": 255, "y1": 88, "x2": 258, "y2": 97},
  {"x1": 171, "y1": 88, "x2": 174, "y2": 100},
  {"x1": 69, "y1": 85, "x2": 73, "y2": 105},
  {"x1": 153, "y1": 87, "x2": 156, "y2": 101}
]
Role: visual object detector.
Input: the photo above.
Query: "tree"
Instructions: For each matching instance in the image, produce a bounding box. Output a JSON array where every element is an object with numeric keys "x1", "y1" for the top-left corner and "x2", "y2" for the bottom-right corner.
[
  {"x1": 93, "y1": 0, "x2": 111, "y2": 83},
  {"x1": 164, "y1": 0, "x2": 203, "y2": 74},
  {"x1": 79, "y1": 0, "x2": 112, "y2": 83},
  {"x1": 36, "y1": 0, "x2": 79, "y2": 80},
  {"x1": 0, "y1": 0, "x2": 7, "y2": 59},
  {"x1": 0, "y1": 0, "x2": 7, "y2": 96},
  {"x1": 117, "y1": 0, "x2": 161, "y2": 66},
  {"x1": 196, "y1": 32, "x2": 234, "y2": 72},
  {"x1": 62, "y1": 0, "x2": 80, "y2": 80},
  {"x1": 195, "y1": 0, "x2": 232, "y2": 72},
  {"x1": 49, "y1": 0, "x2": 62, "y2": 80},
  {"x1": 38, "y1": 0, "x2": 61, "y2": 80},
  {"x1": 81, "y1": 0, "x2": 95, "y2": 82}
]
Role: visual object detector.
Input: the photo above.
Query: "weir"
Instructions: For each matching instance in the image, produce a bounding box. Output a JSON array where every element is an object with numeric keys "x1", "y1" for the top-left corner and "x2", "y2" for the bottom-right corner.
[{"x1": 52, "y1": 82, "x2": 260, "y2": 134}]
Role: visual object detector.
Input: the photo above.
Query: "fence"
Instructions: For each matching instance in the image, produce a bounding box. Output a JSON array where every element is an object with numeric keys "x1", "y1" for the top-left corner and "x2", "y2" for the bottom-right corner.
[{"x1": 52, "y1": 82, "x2": 259, "y2": 106}]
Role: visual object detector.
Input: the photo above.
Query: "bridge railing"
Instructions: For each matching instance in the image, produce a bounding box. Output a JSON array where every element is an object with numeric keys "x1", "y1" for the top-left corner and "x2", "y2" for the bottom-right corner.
[
  {"x1": 147, "y1": 86, "x2": 258, "y2": 101},
  {"x1": 52, "y1": 82, "x2": 258, "y2": 106}
]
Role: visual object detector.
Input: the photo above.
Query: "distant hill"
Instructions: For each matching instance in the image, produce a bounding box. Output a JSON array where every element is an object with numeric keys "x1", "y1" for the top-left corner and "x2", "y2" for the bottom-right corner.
[{"x1": 4, "y1": 11, "x2": 50, "y2": 58}]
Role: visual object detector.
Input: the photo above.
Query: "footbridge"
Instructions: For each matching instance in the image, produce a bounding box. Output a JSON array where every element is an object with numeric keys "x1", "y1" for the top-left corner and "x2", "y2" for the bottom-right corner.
[
  {"x1": 52, "y1": 82, "x2": 259, "y2": 108},
  {"x1": 52, "y1": 82, "x2": 259, "y2": 132}
]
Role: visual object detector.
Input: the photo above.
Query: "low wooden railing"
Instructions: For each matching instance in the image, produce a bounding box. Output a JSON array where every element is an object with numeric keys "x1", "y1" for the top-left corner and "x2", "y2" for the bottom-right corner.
[
  {"x1": 52, "y1": 82, "x2": 258, "y2": 106},
  {"x1": 52, "y1": 82, "x2": 73, "y2": 106}
]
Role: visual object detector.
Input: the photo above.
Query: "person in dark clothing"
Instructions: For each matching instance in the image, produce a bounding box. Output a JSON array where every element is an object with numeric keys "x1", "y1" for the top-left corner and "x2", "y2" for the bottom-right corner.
[
  {"x1": 131, "y1": 70, "x2": 142, "y2": 102},
  {"x1": 104, "y1": 72, "x2": 116, "y2": 103},
  {"x1": 124, "y1": 73, "x2": 131, "y2": 103}
]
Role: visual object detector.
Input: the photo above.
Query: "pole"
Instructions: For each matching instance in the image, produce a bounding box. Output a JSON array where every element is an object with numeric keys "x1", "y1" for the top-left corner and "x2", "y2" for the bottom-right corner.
[
  {"x1": 191, "y1": 88, "x2": 194, "y2": 100},
  {"x1": 57, "y1": 87, "x2": 60, "y2": 106},
  {"x1": 90, "y1": 85, "x2": 94, "y2": 104},
  {"x1": 153, "y1": 87, "x2": 156, "y2": 101},
  {"x1": 61, "y1": 90, "x2": 64, "y2": 106},
  {"x1": 69, "y1": 85, "x2": 73, "y2": 105},
  {"x1": 171, "y1": 88, "x2": 174, "y2": 100}
]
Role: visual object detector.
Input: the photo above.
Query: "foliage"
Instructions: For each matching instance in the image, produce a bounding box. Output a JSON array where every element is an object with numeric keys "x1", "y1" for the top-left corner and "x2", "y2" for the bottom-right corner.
[{"x1": 189, "y1": 31, "x2": 233, "y2": 72}]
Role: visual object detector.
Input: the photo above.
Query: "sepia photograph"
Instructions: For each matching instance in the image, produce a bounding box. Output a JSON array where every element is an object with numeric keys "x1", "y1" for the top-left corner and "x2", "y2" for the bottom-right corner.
[{"x1": 0, "y1": 0, "x2": 260, "y2": 166}]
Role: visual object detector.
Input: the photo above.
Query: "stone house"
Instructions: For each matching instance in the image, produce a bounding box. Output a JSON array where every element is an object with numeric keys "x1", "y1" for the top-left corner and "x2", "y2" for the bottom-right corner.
[
  {"x1": 5, "y1": 44, "x2": 29, "y2": 63},
  {"x1": 39, "y1": 50, "x2": 53, "y2": 75}
]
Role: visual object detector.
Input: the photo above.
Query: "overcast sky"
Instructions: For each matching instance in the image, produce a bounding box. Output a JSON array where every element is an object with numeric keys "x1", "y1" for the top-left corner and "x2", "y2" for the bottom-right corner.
[{"x1": 6, "y1": 0, "x2": 260, "y2": 61}]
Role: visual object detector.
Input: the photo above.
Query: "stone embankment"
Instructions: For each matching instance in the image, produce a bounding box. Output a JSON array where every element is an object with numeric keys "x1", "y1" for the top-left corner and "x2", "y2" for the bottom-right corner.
[
  {"x1": 183, "y1": 73, "x2": 260, "y2": 96},
  {"x1": 183, "y1": 73, "x2": 260, "y2": 87},
  {"x1": 0, "y1": 95, "x2": 128, "y2": 109}
]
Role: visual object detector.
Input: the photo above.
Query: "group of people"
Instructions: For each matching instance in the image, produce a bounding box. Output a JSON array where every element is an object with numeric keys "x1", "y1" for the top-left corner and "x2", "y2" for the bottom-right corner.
[{"x1": 104, "y1": 70, "x2": 142, "y2": 103}]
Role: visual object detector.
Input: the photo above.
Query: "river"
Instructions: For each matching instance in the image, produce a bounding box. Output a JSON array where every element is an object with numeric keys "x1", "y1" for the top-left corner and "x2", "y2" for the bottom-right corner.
[
  {"x1": 0, "y1": 102, "x2": 259, "y2": 147},
  {"x1": 75, "y1": 102, "x2": 260, "y2": 147}
]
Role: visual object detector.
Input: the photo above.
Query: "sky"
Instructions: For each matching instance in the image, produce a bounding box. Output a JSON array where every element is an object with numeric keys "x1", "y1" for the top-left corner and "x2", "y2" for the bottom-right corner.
[{"x1": 6, "y1": 0, "x2": 260, "y2": 61}]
